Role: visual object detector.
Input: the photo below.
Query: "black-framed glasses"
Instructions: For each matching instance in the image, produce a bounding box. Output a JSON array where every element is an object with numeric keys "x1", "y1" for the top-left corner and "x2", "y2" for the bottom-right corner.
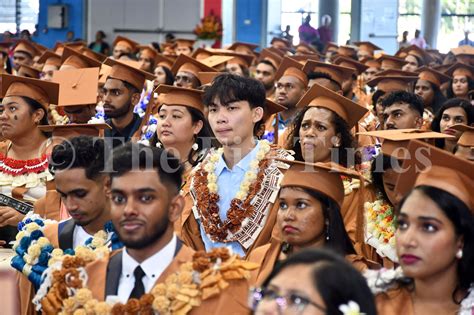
[{"x1": 249, "y1": 287, "x2": 326, "y2": 314}]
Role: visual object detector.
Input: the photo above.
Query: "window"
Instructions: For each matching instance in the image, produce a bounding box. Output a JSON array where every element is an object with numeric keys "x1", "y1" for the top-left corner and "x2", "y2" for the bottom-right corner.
[{"x1": 0, "y1": 0, "x2": 39, "y2": 34}]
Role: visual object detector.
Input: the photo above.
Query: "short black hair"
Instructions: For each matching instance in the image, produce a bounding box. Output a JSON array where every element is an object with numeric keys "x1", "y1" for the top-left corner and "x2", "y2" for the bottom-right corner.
[
  {"x1": 203, "y1": 73, "x2": 267, "y2": 136},
  {"x1": 261, "y1": 249, "x2": 377, "y2": 315},
  {"x1": 257, "y1": 59, "x2": 277, "y2": 71},
  {"x1": 371, "y1": 89, "x2": 386, "y2": 106},
  {"x1": 49, "y1": 136, "x2": 106, "y2": 180},
  {"x1": 307, "y1": 71, "x2": 342, "y2": 90},
  {"x1": 381, "y1": 90, "x2": 424, "y2": 117},
  {"x1": 108, "y1": 142, "x2": 183, "y2": 192},
  {"x1": 121, "y1": 79, "x2": 140, "y2": 95}
]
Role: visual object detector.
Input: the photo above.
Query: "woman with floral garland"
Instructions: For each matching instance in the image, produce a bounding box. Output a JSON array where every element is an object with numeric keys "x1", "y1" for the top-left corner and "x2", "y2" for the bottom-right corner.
[
  {"x1": 0, "y1": 75, "x2": 58, "y2": 245},
  {"x1": 248, "y1": 160, "x2": 377, "y2": 286},
  {"x1": 284, "y1": 82, "x2": 370, "y2": 255},
  {"x1": 250, "y1": 248, "x2": 377, "y2": 315},
  {"x1": 370, "y1": 140, "x2": 474, "y2": 315},
  {"x1": 176, "y1": 73, "x2": 292, "y2": 258}
]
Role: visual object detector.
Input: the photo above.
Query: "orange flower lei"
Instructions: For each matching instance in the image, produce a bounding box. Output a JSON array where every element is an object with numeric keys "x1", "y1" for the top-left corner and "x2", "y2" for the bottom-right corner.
[{"x1": 193, "y1": 157, "x2": 270, "y2": 243}]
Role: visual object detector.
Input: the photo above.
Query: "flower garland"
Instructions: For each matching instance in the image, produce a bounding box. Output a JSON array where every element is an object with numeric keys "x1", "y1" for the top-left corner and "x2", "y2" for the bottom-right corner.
[
  {"x1": 88, "y1": 110, "x2": 107, "y2": 124},
  {"x1": 134, "y1": 88, "x2": 152, "y2": 117},
  {"x1": 0, "y1": 153, "x2": 49, "y2": 176},
  {"x1": 137, "y1": 116, "x2": 158, "y2": 146},
  {"x1": 339, "y1": 301, "x2": 365, "y2": 315},
  {"x1": 460, "y1": 284, "x2": 474, "y2": 315},
  {"x1": 364, "y1": 198, "x2": 398, "y2": 262},
  {"x1": 192, "y1": 140, "x2": 271, "y2": 243},
  {"x1": 35, "y1": 247, "x2": 259, "y2": 315},
  {"x1": 11, "y1": 213, "x2": 122, "y2": 291},
  {"x1": 364, "y1": 267, "x2": 405, "y2": 295}
]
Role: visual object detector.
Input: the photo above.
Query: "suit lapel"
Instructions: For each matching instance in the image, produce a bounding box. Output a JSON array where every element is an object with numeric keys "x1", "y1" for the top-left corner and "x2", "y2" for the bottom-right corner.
[
  {"x1": 105, "y1": 250, "x2": 123, "y2": 297},
  {"x1": 58, "y1": 219, "x2": 75, "y2": 250}
]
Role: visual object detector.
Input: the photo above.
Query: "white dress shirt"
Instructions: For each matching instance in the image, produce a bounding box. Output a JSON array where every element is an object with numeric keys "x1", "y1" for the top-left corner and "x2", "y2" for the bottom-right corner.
[
  {"x1": 117, "y1": 234, "x2": 177, "y2": 303},
  {"x1": 72, "y1": 224, "x2": 93, "y2": 249}
]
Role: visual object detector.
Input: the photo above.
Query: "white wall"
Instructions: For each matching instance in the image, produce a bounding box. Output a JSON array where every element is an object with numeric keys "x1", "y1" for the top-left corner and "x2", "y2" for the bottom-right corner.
[{"x1": 87, "y1": 0, "x2": 200, "y2": 45}]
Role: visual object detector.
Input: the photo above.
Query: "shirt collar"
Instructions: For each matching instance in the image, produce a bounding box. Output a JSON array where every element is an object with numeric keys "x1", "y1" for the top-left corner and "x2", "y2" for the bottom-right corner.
[
  {"x1": 122, "y1": 234, "x2": 177, "y2": 279},
  {"x1": 214, "y1": 141, "x2": 261, "y2": 175}
]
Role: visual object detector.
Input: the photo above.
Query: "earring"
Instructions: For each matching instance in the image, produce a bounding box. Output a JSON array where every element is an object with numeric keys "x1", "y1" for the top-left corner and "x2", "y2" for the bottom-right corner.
[
  {"x1": 192, "y1": 135, "x2": 198, "y2": 151},
  {"x1": 325, "y1": 219, "x2": 330, "y2": 241},
  {"x1": 456, "y1": 249, "x2": 463, "y2": 259},
  {"x1": 156, "y1": 142, "x2": 162, "y2": 148}
]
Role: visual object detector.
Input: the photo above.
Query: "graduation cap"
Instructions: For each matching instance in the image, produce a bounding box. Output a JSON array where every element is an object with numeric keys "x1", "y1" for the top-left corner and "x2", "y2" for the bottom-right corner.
[
  {"x1": 295, "y1": 82, "x2": 368, "y2": 129},
  {"x1": 404, "y1": 45, "x2": 432, "y2": 64},
  {"x1": 1, "y1": 74, "x2": 59, "y2": 110},
  {"x1": 52, "y1": 67, "x2": 100, "y2": 106},
  {"x1": 80, "y1": 47, "x2": 107, "y2": 63},
  {"x1": 295, "y1": 42, "x2": 319, "y2": 55},
  {"x1": 376, "y1": 69, "x2": 417, "y2": 76},
  {"x1": 104, "y1": 58, "x2": 155, "y2": 91},
  {"x1": 264, "y1": 97, "x2": 287, "y2": 119},
  {"x1": 333, "y1": 55, "x2": 369, "y2": 75},
  {"x1": 451, "y1": 45, "x2": 474, "y2": 65},
  {"x1": 60, "y1": 47, "x2": 102, "y2": 69},
  {"x1": 154, "y1": 84, "x2": 204, "y2": 114},
  {"x1": 259, "y1": 48, "x2": 283, "y2": 69},
  {"x1": 416, "y1": 66, "x2": 451, "y2": 87},
  {"x1": 64, "y1": 41, "x2": 87, "y2": 51},
  {"x1": 337, "y1": 45, "x2": 357, "y2": 57},
  {"x1": 270, "y1": 37, "x2": 292, "y2": 49},
  {"x1": 174, "y1": 38, "x2": 196, "y2": 49},
  {"x1": 138, "y1": 45, "x2": 159, "y2": 62},
  {"x1": 98, "y1": 64, "x2": 112, "y2": 86},
  {"x1": 445, "y1": 62, "x2": 474, "y2": 80},
  {"x1": 38, "y1": 123, "x2": 111, "y2": 138},
  {"x1": 197, "y1": 71, "x2": 220, "y2": 86},
  {"x1": 363, "y1": 58, "x2": 381, "y2": 69},
  {"x1": 274, "y1": 57, "x2": 309, "y2": 86},
  {"x1": 13, "y1": 40, "x2": 40, "y2": 58},
  {"x1": 17, "y1": 64, "x2": 41, "y2": 78},
  {"x1": 366, "y1": 75, "x2": 418, "y2": 92},
  {"x1": 191, "y1": 48, "x2": 213, "y2": 60},
  {"x1": 113, "y1": 35, "x2": 139, "y2": 53},
  {"x1": 277, "y1": 159, "x2": 360, "y2": 208},
  {"x1": 200, "y1": 55, "x2": 234, "y2": 68},
  {"x1": 324, "y1": 42, "x2": 339, "y2": 53},
  {"x1": 170, "y1": 54, "x2": 215, "y2": 77},
  {"x1": 215, "y1": 51, "x2": 254, "y2": 68},
  {"x1": 155, "y1": 54, "x2": 174, "y2": 69},
  {"x1": 290, "y1": 54, "x2": 322, "y2": 64},
  {"x1": 450, "y1": 124, "x2": 474, "y2": 149},
  {"x1": 353, "y1": 41, "x2": 382, "y2": 56},
  {"x1": 302, "y1": 60, "x2": 355, "y2": 86},
  {"x1": 377, "y1": 54, "x2": 408, "y2": 70},
  {"x1": 37, "y1": 51, "x2": 62, "y2": 68},
  {"x1": 227, "y1": 42, "x2": 258, "y2": 55},
  {"x1": 358, "y1": 129, "x2": 454, "y2": 160},
  {"x1": 394, "y1": 139, "x2": 474, "y2": 211}
]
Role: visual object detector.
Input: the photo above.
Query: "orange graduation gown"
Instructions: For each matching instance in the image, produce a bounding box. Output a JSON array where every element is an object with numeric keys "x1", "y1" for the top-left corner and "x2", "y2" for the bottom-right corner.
[{"x1": 376, "y1": 287, "x2": 414, "y2": 315}]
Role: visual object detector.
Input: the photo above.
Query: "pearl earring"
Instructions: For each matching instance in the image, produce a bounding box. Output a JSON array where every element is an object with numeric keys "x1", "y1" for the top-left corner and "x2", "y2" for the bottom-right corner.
[
  {"x1": 456, "y1": 249, "x2": 463, "y2": 259},
  {"x1": 156, "y1": 142, "x2": 162, "y2": 148},
  {"x1": 192, "y1": 142, "x2": 199, "y2": 151}
]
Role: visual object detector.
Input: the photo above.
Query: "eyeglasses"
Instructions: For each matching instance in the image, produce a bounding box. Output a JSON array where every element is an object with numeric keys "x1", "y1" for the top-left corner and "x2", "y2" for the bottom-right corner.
[
  {"x1": 175, "y1": 75, "x2": 193, "y2": 83},
  {"x1": 275, "y1": 83, "x2": 297, "y2": 91},
  {"x1": 249, "y1": 287, "x2": 326, "y2": 314}
]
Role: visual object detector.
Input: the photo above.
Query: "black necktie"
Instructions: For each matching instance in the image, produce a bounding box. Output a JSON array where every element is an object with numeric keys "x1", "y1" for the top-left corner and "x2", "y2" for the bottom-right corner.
[{"x1": 128, "y1": 266, "x2": 146, "y2": 299}]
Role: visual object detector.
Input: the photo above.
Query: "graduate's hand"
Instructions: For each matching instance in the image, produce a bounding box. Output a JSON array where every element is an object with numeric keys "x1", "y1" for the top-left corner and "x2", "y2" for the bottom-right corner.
[{"x1": 0, "y1": 206, "x2": 25, "y2": 227}]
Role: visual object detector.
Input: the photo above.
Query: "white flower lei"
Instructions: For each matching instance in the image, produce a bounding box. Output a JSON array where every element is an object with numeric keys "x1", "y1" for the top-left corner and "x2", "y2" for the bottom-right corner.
[{"x1": 203, "y1": 140, "x2": 271, "y2": 200}]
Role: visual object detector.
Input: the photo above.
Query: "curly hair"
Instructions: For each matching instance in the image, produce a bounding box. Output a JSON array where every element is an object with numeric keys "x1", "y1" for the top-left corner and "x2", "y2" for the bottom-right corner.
[
  {"x1": 381, "y1": 91, "x2": 424, "y2": 117},
  {"x1": 285, "y1": 106, "x2": 360, "y2": 167}
]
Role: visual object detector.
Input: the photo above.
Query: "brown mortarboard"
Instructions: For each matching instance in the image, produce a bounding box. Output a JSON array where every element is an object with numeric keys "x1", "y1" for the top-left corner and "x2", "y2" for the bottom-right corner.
[
  {"x1": 61, "y1": 47, "x2": 102, "y2": 69},
  {"x1": 363, "y1": 58, "x2": 381, "y2": 69},
  {"x1": 267, "y1": 46, "x2": 286, "y2": 58},
  {"x1": 450, "y1": 124, "x2": 474, "y2": 148},
  {"x1": 64, "y1": 41, "x2": 87, "y2": 51},
  {"x1": 104, "y1": 58, "x2": 155, "y2": 91},
  {"x1": 214, "y1": 51, "x2": 254, "y2": 68},
  {"x1": 155, "y1": 54, "x2": 174, "y2": 69},
  {"x1": 34, "y1": 43, "x2": 48, "y2": 55},
  {"x1": 324, "y1": 42, "x2": 339, "y2": 53},
  {"x1": 302, "y1": 60, "x2": 355, "y2": 86},
  {"x1": 138, "y1": 45, "x2": 159, "y2": 62},
  {"x1": 296, "y1": 82, "x2": 368, "y2": 129},
  {"x1": 377, "y1": 54, "x2": 408, "y2": 70},
  {"x1": 295, "y1": 42, "x2": 319, "y2": 55},
  {"x1": 277, "y1": 159, "x2": 360, "y2": 208},
  {"x1": 445, "y1": 62, "x2": 474, "y2": 80},
  {"x1": 353, "y1": 41, "x2": 382, "y2": 55},
  {"x1": 98, "y1": 64, "x2": 112, "y2": 86},
  {"x1": 192, "y1": 48, "x2": 213, "y2": 60},
  {"x1": 433, "y1": 64, "x2": 452, "y2": 74},
  {"x1": 53, "y1": 42, "x2": 65, "y2": 56},
  {"x1": 451, "y1": 45, "x2": 474, "y2": 65},
  {"x1": 264, "y1": 98, "x2": 287, "y2": 119},
  {"x1": 200, "y1": 55, "x2": 234, "y2": 68},
  {"x1": 337, "y1": 45, "x2": 357, "y2": 57},
  {"x1": 37, "y1": 51, "x2": 62, "y2": 67},
  {"x1": 270, "y1": 37, "x2": 292, "y2": 49},
  {"x1": 170, "y1": 54, "x2": 215, "y2": 77},
  {"x1": 358, "y1": 129, "x2": 454, "y2": 160},
  {"x1": 333, "y1": 55, "x2": 369, "y2": 75},
  {"x1": 227, "y1": 42, "x2": 258, "y2": 55},
  {"x1": 161, "y1": 42, "x2": 177, "y2": 57},
  {"x1": 404, "y1": 45, "x2": 431, "y2": 64},
  {"x1": 13, "y1": 40, "x2": 40, "y2": 58},
  {"x1": 275, "y1": 57, "x2": 309, "y2": 86},
  {"x1": 259, "y1": 48, "x2": 283, "y2": 69},
  {"x1": 113, "y1": 35, "x2": 139, "y2": 53},
  {"x1": 174, "y1": 38, "x2": 196, "y2": 49},
  {"x1": 366, "y1": 75, "x2": 418, "y2": 92},
  {"x1": 80, "y1": 47, "x2": 107, "y2": 63},
  {"x1": 416, "y1": 66, "x2": 451, "y2": 87},
  {"x1": 38, "y1": 123, "x2": 111, "y2": 138},
  {"x1": 394, "y1": 47, "x2": 408, "y2": 59},
  {"x1": 376, "y1": 69, "x2": 417, "y2": 76},
  {"x1": 52, "y1": 67, "x2": 100, "y2": 106},
  {"x1": 1, "y1": 74, "x2": 59, "y2": 109},
  {"x1": 17, "y1": 64, "x2": 41, "y2": 78},
  {"x1": 394, "y1": 139, "x2": 474, "y2": 211},
  {"x1": 197, "y1": 72, "x2": 220, "y2": 86},
  {"x1": 154, "y1": 84, "x2": 204, "y2": 114},
  {"x1": 290, "y1": 54, "x2": 321, "y2": 64}
]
